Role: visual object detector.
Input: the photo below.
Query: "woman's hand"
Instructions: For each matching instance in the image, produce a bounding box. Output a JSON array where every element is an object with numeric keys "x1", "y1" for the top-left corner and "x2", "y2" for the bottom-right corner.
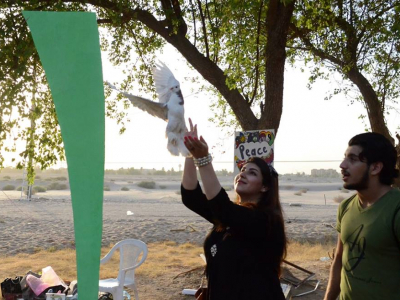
[{"x1": 184, "y1": 118, "x2": 209, "y2": 159}]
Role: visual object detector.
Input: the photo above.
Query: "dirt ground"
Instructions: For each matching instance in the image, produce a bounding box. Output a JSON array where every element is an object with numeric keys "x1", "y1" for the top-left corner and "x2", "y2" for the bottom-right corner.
[{"x1": 132, "y1": 261, "x2": 329, "y2": 299}]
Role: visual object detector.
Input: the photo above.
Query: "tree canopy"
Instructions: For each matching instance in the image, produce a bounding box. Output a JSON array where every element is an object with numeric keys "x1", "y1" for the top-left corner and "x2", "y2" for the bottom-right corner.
[
  {"x1": 1, "y1": 0, "x2": 400, "y2": 180},
  {"x1": 290, "y1": 0, "x2": 400, "y2": 143}
]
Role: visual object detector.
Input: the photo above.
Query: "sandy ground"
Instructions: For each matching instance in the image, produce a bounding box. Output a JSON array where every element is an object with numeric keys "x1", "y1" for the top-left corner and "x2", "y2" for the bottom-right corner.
[{"x1": 0, "y1": 173, "x2": 348, "y2": 299}]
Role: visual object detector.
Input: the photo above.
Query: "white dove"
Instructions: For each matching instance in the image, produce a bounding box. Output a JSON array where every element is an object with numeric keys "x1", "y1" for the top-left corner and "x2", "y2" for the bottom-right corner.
[{"x1": 106, "y1": 62, "x2": 190, "y2": 157}]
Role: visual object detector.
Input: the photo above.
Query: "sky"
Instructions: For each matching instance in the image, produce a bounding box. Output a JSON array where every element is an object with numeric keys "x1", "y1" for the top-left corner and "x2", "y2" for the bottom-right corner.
[
  {"x1": 4, "y1": 45, "x2": 399, "y2": 175},
  {"x1": 93, "y1": 44, "x2": 400, "y2": 175}
]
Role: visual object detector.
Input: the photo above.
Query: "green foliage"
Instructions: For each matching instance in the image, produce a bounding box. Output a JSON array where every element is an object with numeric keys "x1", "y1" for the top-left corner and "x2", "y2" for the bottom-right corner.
[
  {"x1": 3, "y1": 0, "x2": 398, "y2": 184},
  {"x1": 3, "y1": 175, "x2": 11, "y2": 180},
  {"x1": 291, "y1": 0, "x2": 400, "y2": 116},
  {"x1": 120, "y1": 186, "x2": 130, "y2": 191},
  {"x1": 2, "y1": 184, "x2": 15, "y2": 190},
  {"x1": 137, "y1": 181, "x2": 156, "y2": 189},
  {"x1": 104, "y1": 185, "x2": 111, "y2": 191},
  {"x1": 0, "y1": 0, "x2": 293, "y2": 179}
]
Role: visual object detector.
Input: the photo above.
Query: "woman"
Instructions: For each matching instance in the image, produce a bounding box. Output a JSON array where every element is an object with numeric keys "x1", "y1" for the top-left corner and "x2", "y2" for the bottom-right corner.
[{"x1": 181, "y1": 119, "x2": 287, "y2": 300}]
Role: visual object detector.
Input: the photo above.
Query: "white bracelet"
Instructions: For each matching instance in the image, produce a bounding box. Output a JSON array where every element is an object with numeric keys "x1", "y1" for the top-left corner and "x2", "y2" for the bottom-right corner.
[{"x1": 193, "y1": 153, "x2": 212, "y2": 167}]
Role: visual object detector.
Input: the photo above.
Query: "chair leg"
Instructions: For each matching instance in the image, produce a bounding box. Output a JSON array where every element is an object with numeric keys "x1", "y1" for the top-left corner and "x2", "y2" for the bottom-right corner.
[{"x1": 132, "y1": 285, "x2": 139, "y2": 300}]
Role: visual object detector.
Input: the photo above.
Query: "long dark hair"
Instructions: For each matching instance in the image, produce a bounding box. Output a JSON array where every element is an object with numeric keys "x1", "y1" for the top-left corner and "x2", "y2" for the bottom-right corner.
[{"x1": 237, "y1": 157, "x2": 287, "y2": 274}]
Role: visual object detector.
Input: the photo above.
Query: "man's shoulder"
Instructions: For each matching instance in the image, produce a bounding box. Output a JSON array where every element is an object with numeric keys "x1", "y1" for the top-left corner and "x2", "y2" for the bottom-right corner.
[{"x1": 339, "y1": 193, "x2": 357, "y2": 209}]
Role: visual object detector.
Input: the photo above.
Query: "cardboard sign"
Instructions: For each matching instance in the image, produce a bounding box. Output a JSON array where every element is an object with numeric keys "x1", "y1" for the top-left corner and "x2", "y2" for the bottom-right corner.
[{"x1": 234, "y1": 129, "x2": 275, "y2": 174}]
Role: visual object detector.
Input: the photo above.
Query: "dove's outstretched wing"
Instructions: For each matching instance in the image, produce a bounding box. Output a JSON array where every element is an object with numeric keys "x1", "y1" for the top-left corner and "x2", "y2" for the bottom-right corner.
[
  {"x1": 153, "y1": 62, "x2": 180, "y2": 103},
  {"x1": 106, "y1": 82, "x2": 168, "y2": 121}
]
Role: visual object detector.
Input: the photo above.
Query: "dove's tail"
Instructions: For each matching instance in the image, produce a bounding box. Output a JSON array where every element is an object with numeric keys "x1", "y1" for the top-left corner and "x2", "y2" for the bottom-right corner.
[{"x1": 167, "y1": 132, "x2": 180, "y2": 156}]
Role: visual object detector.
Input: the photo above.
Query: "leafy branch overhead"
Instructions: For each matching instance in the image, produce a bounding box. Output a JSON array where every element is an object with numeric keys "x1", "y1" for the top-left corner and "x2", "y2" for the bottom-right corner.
[
  {"x1": 1, "y1": 0, "x2": 399, "y2": 181},
  {"x1": 289, "y1": 0, "x2": 400, "y2": 143},
  {"x1": 0, "y1": 0, "x2": 294, "y2": 176}
]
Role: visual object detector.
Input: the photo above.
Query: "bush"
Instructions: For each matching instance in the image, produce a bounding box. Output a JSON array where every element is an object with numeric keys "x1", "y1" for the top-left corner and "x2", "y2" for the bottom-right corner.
[
  {"x1": 159, "y1": 185, "x2": 167, "y2": 189},
  {"x1": 2, "y1": 184, "x2": 15, "y2": 191},
  {"x1": 47, "y1": 182, "x2": 68, "y2": 190},
  {"x1": 33, "y1": 186, "x2": 47, "y2": 193},
  {"x1": 300, "y1": 188, "x2": 308, "y2": 193},
  {"x1": 341, "y1": 188, "x2": 350, "y2": 193},
  {"x1": 333, "y1": 195, "x2": 345, "y2": 203},
  {"x1": 16, "y1": 186, "x2": 23, "y2": 191},
  {"x1": 3, "y1": 176, "x2": 11, "y2": 180},
  {"x1": 104, "y1": 186, "x2": 110, "y2": 191},
  {"x1": 35, "y1": 175, "x2": 41, "y2": 180},
  {"x1": 137, "y1": 181, "x2": 156, "y2": 189},
  {"x1": 55, "y1": 176, "x2": 67, "y2": 181},
  {"x1": 294, "y1": 191, "x2": 302, "y2": 196},
  {"x1": 121, "y1": 186, "x2": 130, "y2": 191}
]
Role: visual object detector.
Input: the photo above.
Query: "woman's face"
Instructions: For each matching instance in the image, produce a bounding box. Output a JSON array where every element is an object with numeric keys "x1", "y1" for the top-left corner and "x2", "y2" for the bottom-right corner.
[{"x1": 234, "y1": 162, "x2": 267, "y2": 203}]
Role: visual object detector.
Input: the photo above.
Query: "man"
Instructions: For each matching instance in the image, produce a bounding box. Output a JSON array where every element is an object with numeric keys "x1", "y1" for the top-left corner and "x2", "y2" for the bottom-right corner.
[{"x1": 324, "y1": 132, "x2": 400, "y2": 300}]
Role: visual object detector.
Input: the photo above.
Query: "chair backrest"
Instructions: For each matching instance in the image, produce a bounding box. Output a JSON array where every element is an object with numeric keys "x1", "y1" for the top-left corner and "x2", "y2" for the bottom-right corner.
[{"x1": 105, "y1": 239, "x2": 148, "y2": 284}]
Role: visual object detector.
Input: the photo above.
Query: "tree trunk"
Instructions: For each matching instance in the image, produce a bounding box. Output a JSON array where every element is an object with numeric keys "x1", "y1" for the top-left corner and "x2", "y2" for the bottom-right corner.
[
  {"x1": 347, "y1": 67, "x2": 393, "y2": 144},
  {"x1": 260, "y1": 0, "x2": 296, "y2": 133}
]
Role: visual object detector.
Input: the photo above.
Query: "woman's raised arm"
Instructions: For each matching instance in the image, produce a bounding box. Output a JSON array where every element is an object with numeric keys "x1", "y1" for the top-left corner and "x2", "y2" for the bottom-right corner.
[{"x1": 184, "y1": 119, "x2": 221, "y2": 199}]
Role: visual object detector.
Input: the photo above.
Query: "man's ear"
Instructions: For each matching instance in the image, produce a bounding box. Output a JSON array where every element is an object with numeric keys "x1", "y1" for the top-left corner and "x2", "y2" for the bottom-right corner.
[{"x1": 370, "y1": 162, "x2": 384, "y2": 176}]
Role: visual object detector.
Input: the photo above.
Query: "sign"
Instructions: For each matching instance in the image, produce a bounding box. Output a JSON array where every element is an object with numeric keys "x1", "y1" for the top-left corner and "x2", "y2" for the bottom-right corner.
[{"x1": 234, "y1": 129, "x2": 275, "y2": 174}]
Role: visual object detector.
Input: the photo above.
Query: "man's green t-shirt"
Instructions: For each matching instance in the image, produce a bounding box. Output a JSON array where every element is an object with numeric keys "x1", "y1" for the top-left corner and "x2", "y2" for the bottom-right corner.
[{"x1": 337, "y1": 189, "x2": 400, "y2": 300}]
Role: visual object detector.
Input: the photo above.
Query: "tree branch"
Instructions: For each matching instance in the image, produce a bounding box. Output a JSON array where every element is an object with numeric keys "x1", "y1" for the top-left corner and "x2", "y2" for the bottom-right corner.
[{"x1": 196, "y1": 0, "x2": 210, "y2": 58}]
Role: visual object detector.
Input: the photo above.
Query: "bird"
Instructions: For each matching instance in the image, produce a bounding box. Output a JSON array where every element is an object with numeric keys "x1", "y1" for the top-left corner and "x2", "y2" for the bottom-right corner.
[{"x1": 106, "y1": 62, "x2": 190, "y2": 157}]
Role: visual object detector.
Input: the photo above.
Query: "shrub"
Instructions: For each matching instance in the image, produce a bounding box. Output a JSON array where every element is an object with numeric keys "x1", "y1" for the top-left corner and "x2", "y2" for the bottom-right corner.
[
  {"x1": 2, "y1": 184, "x2": 15, "y2": 190},
  {"x1": 137, "y1": 181, "x2": 156, "y2": 189},
  {"x1": 300, "y1": 188, "x2": 308, "y2": 193},
  {"x1": 55, "y1": 176, "x2": 67, "y2": 181},
  {"x1": 121, "y1": 186, "x2": 130, "y2": 191},
  {"x1": 341, "y1": 188, "x2": 350, "y2": 193},
  {"x1": 35, "y1": 175, "x2": 41, "y2": 180},
  {"x1": 47, "y1": 182, "x2": 68, "y2": 190},
  {"x1": 104, "y1": 186, "x2": 110, "y2": 191},
  {"x1": 333, "y1": 195, "x2": 345, "y2": 203},
  {"x1": 159, "y1": 185, "x2": 167, "y2": 189},
  {"x1": 33, "y1": 186, "x2": 47, "y2": 193},
  {"x1": 3, "y1": 176, "x2": 11, "y2": 180},
  {"x1": 16, "y1": 186, "x2": 23, "y2": 191},
  {"x1": 294, "y1": 191, "x2": 302, "y2": 196}
]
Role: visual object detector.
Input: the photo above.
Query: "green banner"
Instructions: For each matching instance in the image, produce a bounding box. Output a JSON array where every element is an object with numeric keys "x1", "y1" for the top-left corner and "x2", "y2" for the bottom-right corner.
[{"x1": 23, "y1": 11, "x2": 105, "y2": 300}]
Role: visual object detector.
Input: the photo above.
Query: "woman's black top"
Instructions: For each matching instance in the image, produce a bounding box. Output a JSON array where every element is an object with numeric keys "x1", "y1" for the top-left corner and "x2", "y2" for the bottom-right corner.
[{"x1": 181, "y1": 183, "x2": 285, "y2": 300}]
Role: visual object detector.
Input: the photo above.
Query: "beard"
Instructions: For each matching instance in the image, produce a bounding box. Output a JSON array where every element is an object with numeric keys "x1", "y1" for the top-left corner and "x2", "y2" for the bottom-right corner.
[{"x1": 343, "y1": 167, "x2": 370, "y2": 190}]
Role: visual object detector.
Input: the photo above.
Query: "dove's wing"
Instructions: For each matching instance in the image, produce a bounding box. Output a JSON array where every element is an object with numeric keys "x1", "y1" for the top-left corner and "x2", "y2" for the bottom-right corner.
[
  {"x1": 153, "y1": 62, "x2": 180, "y2": 103},
  {"x1": 106, "y1": 81, "x2": 168, "y2": 121}
]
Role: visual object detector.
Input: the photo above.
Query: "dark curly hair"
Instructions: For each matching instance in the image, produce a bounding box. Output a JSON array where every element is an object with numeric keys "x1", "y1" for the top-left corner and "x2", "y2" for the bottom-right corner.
[{"x1": 349, "y1": 132, "x2": 399, "y2": 185}]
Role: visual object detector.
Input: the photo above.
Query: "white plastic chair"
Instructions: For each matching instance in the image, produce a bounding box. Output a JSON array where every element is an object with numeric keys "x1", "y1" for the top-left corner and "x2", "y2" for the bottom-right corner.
[{"x1": 99, "y1": 239, "x2": 148, "y2": 300}]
